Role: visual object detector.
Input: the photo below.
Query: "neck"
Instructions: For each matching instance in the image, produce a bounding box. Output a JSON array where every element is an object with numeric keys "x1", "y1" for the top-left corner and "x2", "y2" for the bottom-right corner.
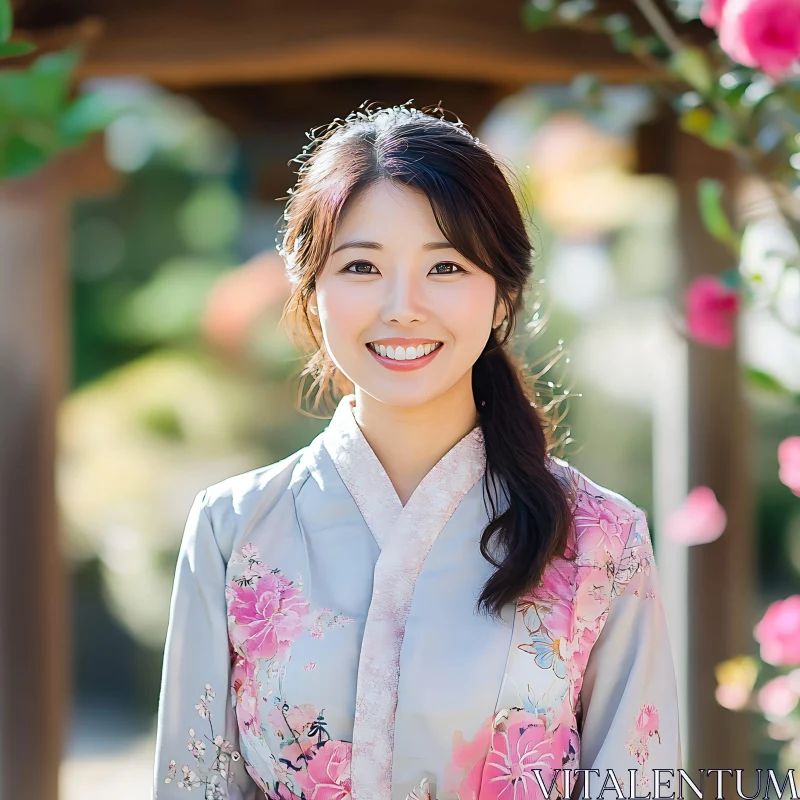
[{"x1": 352, "y1": 374, "x2": 480, "y2": 506}]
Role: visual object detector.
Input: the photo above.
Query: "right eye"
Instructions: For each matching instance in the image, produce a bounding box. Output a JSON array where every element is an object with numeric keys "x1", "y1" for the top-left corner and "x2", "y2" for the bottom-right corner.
[{"x1": 343, "y1": 261, "x2": 379, "y2": 275}]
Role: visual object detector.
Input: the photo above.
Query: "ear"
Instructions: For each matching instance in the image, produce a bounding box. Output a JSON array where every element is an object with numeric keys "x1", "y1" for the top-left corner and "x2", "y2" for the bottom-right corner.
[
  {"x1": 492, "y1": 302, "x2": 507, "y2": 330},
  {"x1": 308, "y1": 289, "x2": 319, "y2": 317}
]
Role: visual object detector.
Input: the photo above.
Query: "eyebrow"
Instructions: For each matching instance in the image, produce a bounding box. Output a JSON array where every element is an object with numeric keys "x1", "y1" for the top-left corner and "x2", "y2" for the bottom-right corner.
[{"x1": 330, "y1": 240, "x2": 455, "y2": 255}]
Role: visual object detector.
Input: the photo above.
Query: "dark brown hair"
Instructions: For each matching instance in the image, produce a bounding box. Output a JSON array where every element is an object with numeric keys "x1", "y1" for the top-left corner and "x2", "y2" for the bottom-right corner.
[{"x1": 278, "y1": 101, "x2": 576, "y2": 618}]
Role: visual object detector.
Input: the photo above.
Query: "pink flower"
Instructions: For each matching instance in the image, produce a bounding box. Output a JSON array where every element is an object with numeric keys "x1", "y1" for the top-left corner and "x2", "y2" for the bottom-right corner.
[
  {"x1": 573, "y1": 495, "x2": 630, "y2": 557},
  {"x1": 701, "y1": 0, "x2": 730, "y2": 26},
  {"x1": 294, "y1": 740, "x2": 353, "y2": 800},
  {"x1": 778, "y1": 436, "x2": 800, "y2": 496},
  {"x1": 758, "y1": 675, "x2": 800, "y2": 716},
  {"x1": 445, "y1": 710, "x2": 568, "y2": 800},
  {"x1": 664, "y1": 486, "x2": 727, "y2": 545},
  {"x1": 636, "y1": 704, "x2": 661, "y2": 738},
  {"x1": 227, "y1": 571, "x2": 310, "y2": 661},
  {"x1": 718, "y1": 0, "x2": 800, "y2": 78},
  {"x1": 754, "y1": 595, "x2": 800, "y2": 666},
  {"x1": 686, "y1": 275, "x2": 740, "y2": 348},
  {"x1": 231, "y1": 656, "x2": 262, "y2": 734}
]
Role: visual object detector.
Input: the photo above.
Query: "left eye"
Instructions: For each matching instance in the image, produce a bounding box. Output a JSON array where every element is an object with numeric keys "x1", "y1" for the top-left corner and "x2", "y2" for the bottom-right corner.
[{"x1": 429, "y1": 262, "x2": 463, "y2": 275}]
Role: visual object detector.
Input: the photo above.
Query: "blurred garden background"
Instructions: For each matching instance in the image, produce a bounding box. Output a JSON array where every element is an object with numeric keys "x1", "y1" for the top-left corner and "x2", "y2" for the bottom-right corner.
[{"x1": 1, "y1": 0, "x2": 799, "y2": 798}]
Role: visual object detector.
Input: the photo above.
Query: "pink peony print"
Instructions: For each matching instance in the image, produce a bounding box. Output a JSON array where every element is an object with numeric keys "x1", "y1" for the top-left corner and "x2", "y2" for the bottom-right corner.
[
  {"x1": 778, "y1": 436, "x2": 800, "y2": 496},
  {"x1": 685, "y1": 275, "x2": 740, "y2": 348},
  {"x1": 293, "y1": 740, "x2": 353, "y2": 800},
  {"x1": 754, "y1": 595, "x2": 800, "y2": 666},
  {"x1": 227, "y1": 570, "x2": 310, "y2": 662},
  {"x1": 701, "y1": 0, "x2": 729, "y2": 26},
  {"x1": 231, "y1": 655, "x2": 262, "y2": 735},
  {"x1": 445, "y1": 710, "x2": 569, "y2": 800},
  {"x1": 718, "y1": 0, "x2": 800, "y2": 78},
  {"x1": 573, "y1": 494, "x2": 630, "y2": 557},
  {"x1": 664, "y1": 486, "x2": 727, "y2": 545},
  {"x1": 636, "y1": 703, "x2": 661, "y2": 738}
]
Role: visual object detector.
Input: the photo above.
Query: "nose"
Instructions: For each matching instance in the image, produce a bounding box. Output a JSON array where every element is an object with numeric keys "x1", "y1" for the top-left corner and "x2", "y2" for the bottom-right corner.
[{"x1": 380, "y1": 270, "x2": 427, "y2": 326}]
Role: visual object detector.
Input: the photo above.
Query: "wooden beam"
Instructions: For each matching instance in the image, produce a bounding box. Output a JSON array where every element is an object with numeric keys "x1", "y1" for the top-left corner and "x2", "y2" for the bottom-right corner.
[{"x1": 14, "y1": 0, "x2": 660, "y2": 88}]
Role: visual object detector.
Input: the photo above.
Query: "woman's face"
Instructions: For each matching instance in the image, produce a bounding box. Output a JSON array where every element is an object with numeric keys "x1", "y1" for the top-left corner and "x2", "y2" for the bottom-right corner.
[{"x1": 313, "y1": 179, "x2": 503, "y2": 409}]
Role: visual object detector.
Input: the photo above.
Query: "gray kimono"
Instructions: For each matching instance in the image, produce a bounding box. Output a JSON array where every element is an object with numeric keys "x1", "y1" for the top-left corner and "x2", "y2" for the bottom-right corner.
[{"x1": 153, "y1": 395, "x2": 682, "y2": 800}]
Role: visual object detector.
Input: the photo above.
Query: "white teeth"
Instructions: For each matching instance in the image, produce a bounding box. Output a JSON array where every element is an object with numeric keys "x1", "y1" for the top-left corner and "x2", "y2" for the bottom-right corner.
[{"x1": 369, "y1": 342, "x2": 441, "y2": 360}]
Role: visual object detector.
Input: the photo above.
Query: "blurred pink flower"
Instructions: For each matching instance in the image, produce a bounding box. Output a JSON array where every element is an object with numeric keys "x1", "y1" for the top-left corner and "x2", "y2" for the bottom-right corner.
[
  {"x1": 664, "y1": 486, "x2": 727, "y2": 545},
  {"x1": 718, "y1": 0, "x2": 800, "y2": 77},
  {"x1": 701, "y1": 0, "x2": 730, "y2": 27},
  {"x1": 754, "y1": 596, "x2": 800, "y2": 666},
  {"x1": 778, "y1": 436, "x2": 800, "y2": 496},
  {"x1": 758, "y1": 675, "x2": 800, "y2": 717},
  {"x1": 685, "y1": 275, "x2": 740, "y2": 348}
]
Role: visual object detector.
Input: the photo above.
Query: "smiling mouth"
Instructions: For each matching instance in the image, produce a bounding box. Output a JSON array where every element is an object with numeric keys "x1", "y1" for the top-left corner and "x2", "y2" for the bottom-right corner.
[{"x1": 366, "y1": 342, "x2": 443, "y2": 361}]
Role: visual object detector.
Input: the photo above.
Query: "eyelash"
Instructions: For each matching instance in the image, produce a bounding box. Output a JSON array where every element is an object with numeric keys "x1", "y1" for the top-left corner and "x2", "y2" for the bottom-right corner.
[{"x1": 342, "y1": 261, "x2": 465, "y2": 276}]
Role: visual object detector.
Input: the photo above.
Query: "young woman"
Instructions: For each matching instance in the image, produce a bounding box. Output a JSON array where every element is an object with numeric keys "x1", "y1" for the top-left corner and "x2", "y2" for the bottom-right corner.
[{"x1": 153, "y1": 103, "x2": 682, "y2": 800}]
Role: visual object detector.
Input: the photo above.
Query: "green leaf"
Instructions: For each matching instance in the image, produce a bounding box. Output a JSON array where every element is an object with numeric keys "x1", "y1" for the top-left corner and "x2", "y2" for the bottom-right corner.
[
  {"x1": 744, "y1": 367, "x2": 793, "y2": 396},
  {"x1": 697, "y1": 179, "x2": 741, "y2": 252},
  {"x1": 670, "y1": 47, "x2": 715, "y2": 96},
  {"x1": 0, "y1": 0, "x2": 12, "y2": 44},
  {"x1": 0, "y1": 40, "x2": 35, "y2": 58},
  {"x1": 58, "y1": 91, "x2": 119, "y2": 147},
  {"x1": 0, "y1": 134, "x2": 48, "y2": 179},
  {"x1": 704, "y1": 114, "x2": 737, "y2": 149},
  {"x1": 521, "y1": 1, "x2": 557, "y2": 30},
  {"x1": 679, "y1": 106, "x2": 714, "y2": 137}
]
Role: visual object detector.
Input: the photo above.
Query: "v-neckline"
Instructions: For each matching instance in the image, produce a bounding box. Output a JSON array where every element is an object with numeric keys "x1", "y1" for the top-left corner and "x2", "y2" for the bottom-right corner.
[{"x1": 323, "y1": 394, "x2": 486, "y2": 549}]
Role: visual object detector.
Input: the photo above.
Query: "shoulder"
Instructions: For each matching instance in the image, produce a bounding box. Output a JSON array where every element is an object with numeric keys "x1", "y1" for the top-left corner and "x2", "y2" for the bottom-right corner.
[
  {"x1": 199, "y1": 444, "x2": 311, "y2": 556},
  {"x1": 546, "y1": 455, "x2": 647, "y2": 563}
]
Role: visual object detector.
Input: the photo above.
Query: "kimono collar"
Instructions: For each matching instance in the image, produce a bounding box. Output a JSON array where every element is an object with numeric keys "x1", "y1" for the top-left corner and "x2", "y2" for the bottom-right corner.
[{"x1": 322, "y1": 393, "x2": 486, "y2": 549}]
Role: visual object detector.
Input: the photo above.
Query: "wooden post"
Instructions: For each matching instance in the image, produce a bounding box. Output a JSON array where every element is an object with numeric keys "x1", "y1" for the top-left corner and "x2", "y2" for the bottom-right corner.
[
  {"x1": 673, "y1": 128, "x2": 755, "y2": 774},
  {"x1": 0, "y1": 135, "x2": 117, "y2": 800}
]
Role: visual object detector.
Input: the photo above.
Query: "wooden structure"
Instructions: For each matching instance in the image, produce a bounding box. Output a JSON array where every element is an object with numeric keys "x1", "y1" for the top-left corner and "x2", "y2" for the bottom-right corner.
[{"x1": 2, "y1": 2, "x2": 750, "y2": 798}]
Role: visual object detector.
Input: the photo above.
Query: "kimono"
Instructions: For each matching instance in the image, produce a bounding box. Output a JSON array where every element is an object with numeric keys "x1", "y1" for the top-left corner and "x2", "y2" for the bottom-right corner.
[{"x1": 153, "y1": 394, "x2": 682, "y2": 800}]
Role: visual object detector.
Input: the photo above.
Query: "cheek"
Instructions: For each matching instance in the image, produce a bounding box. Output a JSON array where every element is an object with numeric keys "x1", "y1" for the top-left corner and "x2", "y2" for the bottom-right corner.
[
  {"x1": 445, "y1": 281, "x2": 497, "y2": 347},
  {"x1": 316, "y1": 283, "x2": 375, "y2": 345}
]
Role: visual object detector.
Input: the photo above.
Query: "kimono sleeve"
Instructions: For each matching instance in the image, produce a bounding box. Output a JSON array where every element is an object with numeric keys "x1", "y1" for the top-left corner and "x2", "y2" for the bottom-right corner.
[
  {"x1": 571, "y1": 508, "x2": 683, "y2": 800},
  {"x1": 152, "y1": 489, "x2": 259, "y2": 800}
]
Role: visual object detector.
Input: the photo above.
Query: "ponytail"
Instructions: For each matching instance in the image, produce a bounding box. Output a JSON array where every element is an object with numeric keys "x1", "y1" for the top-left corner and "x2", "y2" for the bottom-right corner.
[{"x1": 472, "y1": 339, "x2": 576, "y2": 618}]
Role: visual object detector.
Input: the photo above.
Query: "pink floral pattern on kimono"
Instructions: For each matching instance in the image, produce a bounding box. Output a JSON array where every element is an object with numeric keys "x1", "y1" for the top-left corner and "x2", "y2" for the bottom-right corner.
[
  {"x1": 294, "y1": 740, "x2": 354, "y2": 800},
  {"x1": 226, "y1": 568, "x2": 310, "y2": 661},
  {"x1": 231, "y1": 654, "x2": 262, "y2": 735},
  {"x1": 445, "y1": 708, "x2": 575, "y2": 800}
]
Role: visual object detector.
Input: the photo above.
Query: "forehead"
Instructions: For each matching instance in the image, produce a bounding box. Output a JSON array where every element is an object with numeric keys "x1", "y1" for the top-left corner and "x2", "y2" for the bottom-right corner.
[{"x1": 334, "y1": 180, "x2": 442, "y2": 240}]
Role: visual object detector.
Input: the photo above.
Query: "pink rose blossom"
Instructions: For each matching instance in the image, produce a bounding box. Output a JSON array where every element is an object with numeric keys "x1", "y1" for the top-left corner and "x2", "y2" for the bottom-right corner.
[
  {"x1": 664, "y1": 486, "x2": 727, "y2": 545},
  {"x1": 286, "y1": 703, "x2": 318, "y2": 735},
  {"x1": 718, "y1": 0, "x2": 800, "y2": 78},
  {"x1": 701, "y1": 0, "x2": 730, "y2": 26},
  {"x1": 293, "y1": 740, "x2": 353, "y2": 800},
  {"x1": 778, "y1": 436, "x2": 800, "y2": 496},
  {"x1": 758, "y1": 675, "x2": 800, "y2": 716},
  {"x1": 227, "y1": 571, "x2": 310, "y2": 661},
  {"x1": 636, "y1": 703, "x2": 661, "y2": 738},
  {"x1": 686, "y1": 275, "x2": 740, "y2": 347},
  {"x1": 754, "y1": 595, "x2": 800, "y2": 666}
]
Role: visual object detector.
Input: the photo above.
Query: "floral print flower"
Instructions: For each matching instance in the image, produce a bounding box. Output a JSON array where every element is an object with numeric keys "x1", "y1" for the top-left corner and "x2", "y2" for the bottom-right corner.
[
  {"x1": 293, "y1": 740, "x2": 353, "y2": 800},
  {"x1": 231, "y1": 655, "x2": 262, "y2": 735},
  {"x1": 163, "y1": 683, "x2": 241, "y2": 793},
  {"x1": 227, "y1": 567, "x2": 310, "y2": 662},
  {"x1": 446, "y1": 708, "x2": 568, "y2": 800},
  {"x1": 573, "y1": 494, "x2": 631, "y2": 556}
]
